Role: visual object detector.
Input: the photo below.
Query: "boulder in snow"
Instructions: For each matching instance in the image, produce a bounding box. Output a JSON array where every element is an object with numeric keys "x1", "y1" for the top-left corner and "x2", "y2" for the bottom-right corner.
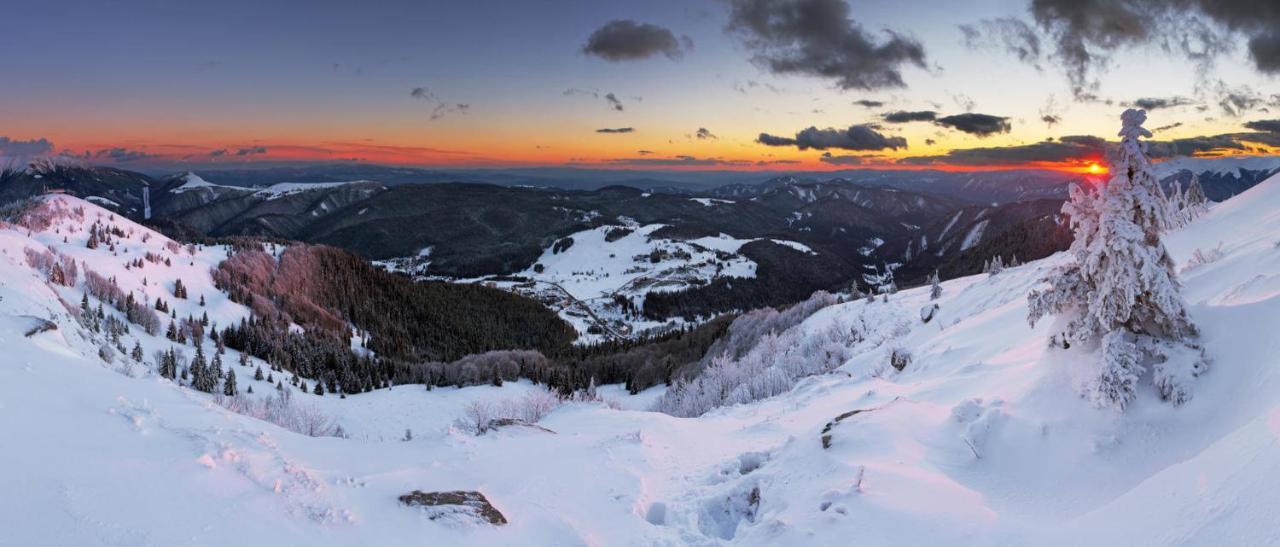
[
  {"x1": 398, "y1": 490, "x2": 508, "y2": 526},
  {"x1": 919, "y1": 303, "x2": 940, "y2": 324}
]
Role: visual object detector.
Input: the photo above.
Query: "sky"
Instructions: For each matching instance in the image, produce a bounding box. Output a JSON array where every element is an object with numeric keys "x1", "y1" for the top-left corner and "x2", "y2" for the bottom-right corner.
[{"x1": 1, "y1": 0, "x2": 1278, "y2": 173}]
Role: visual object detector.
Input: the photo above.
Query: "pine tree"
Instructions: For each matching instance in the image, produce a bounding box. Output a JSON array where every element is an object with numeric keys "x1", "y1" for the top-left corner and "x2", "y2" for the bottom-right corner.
[
  {"x1": 314, "y1": 381, "x2": 324, "y2": 396},
  {"x1": 86, "y1": 230, "x2": 99, "y2": 249},
  {"x1": 929, "y1": 270, "x2": 942, "y2": 300},
  {"x1": 190, "y1": 345, "x2": 210, "y2": 392},
  {"x1": 1028, "y1": 109, "x2": 1204, "y2": 408},
  {"x1": 254, "y1": 366, "x2": 264, "y2": 381},
  {"x1": 131, "y1": 341, "x2": 144, "y2": 362},
  {"x1": 199, "y1": 294, "x2": 206, "y2": 307},
  {"x1": 223, "y1": 368, "x2": 238, "y2": 396},
  {"x1": 210, "y1": 352, "x2": 224, "y2": 387},
  {"x1": 166, "y1": 321, "x2": 177, "y2": 341}
]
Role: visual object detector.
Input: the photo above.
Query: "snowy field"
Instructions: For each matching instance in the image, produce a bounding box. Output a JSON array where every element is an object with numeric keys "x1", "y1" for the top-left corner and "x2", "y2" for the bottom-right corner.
[{"x1": 3, "y1": 171, "x2": 1280, "y2": 545}]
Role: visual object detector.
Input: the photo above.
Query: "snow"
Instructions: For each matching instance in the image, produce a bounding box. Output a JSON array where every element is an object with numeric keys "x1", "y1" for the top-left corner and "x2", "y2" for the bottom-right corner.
[
  {"x1": 170, "y1": 172, "x2": 233, "y2": 193},
  {"x1": 689, "y1": 198, "x2": 735, "y2": 206},
  {"x1": 6, "y1": 174, "x2": 1280, "y2": 545},
  {"x1": 960, "y1": 219, "x2": 990, "y2": 251},
  {"x1": 85, "y1": 195, "x2": 119, "y2": 207},
  {"x1": 1152, "y1": 154, "x2": 1280, "y2": 178},
  {"x1": 253, "y1": 181, "x2": 369, "y2": 200}
]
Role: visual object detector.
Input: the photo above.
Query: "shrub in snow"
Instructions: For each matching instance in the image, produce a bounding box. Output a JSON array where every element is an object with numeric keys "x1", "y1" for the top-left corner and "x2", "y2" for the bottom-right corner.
[
  {"x1": 214, "y1": 390, "x2": 343, "y2": 437},
  {"x1": 453, "y1": 386, "x2": 563, "y2": 435},
  {"x1": 1185, "y1": 244, "x2": 1224, "y2": 269},
  {"x1": 1028, "y1": 109, "x2": 1205, "y2": 409},
  {"x1": 657, "y1": 319, "x2": 858, "y2": 417},
  {"x1": 699, "y1": 290, "x2": 839, "y2": 365}
]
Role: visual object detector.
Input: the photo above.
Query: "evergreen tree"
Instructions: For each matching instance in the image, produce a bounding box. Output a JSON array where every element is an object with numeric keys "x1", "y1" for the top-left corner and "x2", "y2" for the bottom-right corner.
[
  {"x1": 254, "y1": 366, "x2": 264, "y2": 381},
  {"x1": 190, "y1": 345, "x2": 210, "y2": 392},
  {"x1": 223, "y1": 368, "x2": 238, "y2": 396},
  {"x1": 929, "y1": 270, "x2": 942, "y2": 300},
  {"x1": 131, "y1": 341, "x2": 144, "y2": 362},
  {"x1": 166, "y1": 321, "x2": 177, "y2": 341},
  {"x1": 86, "y1": 230, "x2": 99, "y2": 249},
  {"x1": 1029, "y1": 109, "x2": 1204, "y2": 408},
  {"x1": 313, "y1": 381, "x2": 324, "y2": 396},
  {"x1": 210, "y1": 352, "x2": 224, "y2": 386}
]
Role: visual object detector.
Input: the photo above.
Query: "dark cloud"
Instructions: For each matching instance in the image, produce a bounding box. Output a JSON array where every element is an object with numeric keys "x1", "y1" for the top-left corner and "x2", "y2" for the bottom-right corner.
[
  {"x1": 950, "y1": 93, "x2": 976, "y2": 112},
  {"x1": 696, "y1": 127, "x2": 717, "y2": 140},
  {"x1": 819, "y1": 152, "x2": 864, "y2": 165},
  {"x1": 209, "y1": 149, "x2": 228, "y2": 157},
  {"x1": 959, "y1": 17, "x2": 1042, "y2": 67},
  {"x1": 235, "y1": 146, "x2": 268, "y2": 156},
  {"x1": 924, "y1": 138, "x2": 937, "y2": 146},
  {"x1": 1042, "y1": 115, "x2": 1063, "y2": 126},
  {"x1": 1021, "y1": 0, "x2": 1276, "y2": 98},
  {"x1": 899, "y1": 130, "x2": 1267, "y2": 167},
  {"x1": 0, "y1": 136, "x2": 55, "y2": 158},
  {"x1": 1146, "y1": 134, "x2": 1248, "y2": 157},
  {"x1": 1130, "y1": 97, "x2": 1197, "y2": 110},
  {"x1": 881, "y1": 110, "x2": 937, "y2": 123},
  {"x1": 732, "y1": 80, "x2": 784, "y2": 94},
  {"x1": 853, "y1": 99, "x2": 885, "y2": 108},
  {"x1": 1154, "y1": 122, "x2": 1184, "y2": 132},
  {"x1": 935, "y1": 113, "x2": 1012, "y2": 137},
  {"x1": 563, "y1": 88, "x2": 627, "y2": 112},
  {"x1": 1245, "y1": 119, "x2": 1280, "y2": 133},
  {"x1": 637, "y1": 149, "x2": 655, "y2": 155},
  {"x1": 582, "y1": 20, "x2": 691, "y2": 61},
  {"x1": 1216, "y1": 84, "x2": 1275, "y2": 117},
  {"x1": 725, "y1": 0, "x2": 927, "y2": 90},
  {"x1": 899, "y1": 135, "x2": 1106, "y2": 166},
  {"x1": 757, "y1": 124, "x2": 907, "y2": 151},
  {"x1": 410, "y1": 87, "x2": 470, "y2": 120},
  {"x1": 603, "y1": 155, "x2": 745, "y2": 166},
  {"x1": 605, "y1": 93, "x2": 624, "y2": 112},
  {"x1": 757, "y1": 159, "x2": 801, "y2": 165},
  {"x1": 92, "y1": 147, "x2": 154, "y2": 163},
  {"x1": 596, "y1": 127, "x2": 635, "y2": 134},
  {"x1": 1251, "y1": 31, "x2": 1280, "y2": 74}
]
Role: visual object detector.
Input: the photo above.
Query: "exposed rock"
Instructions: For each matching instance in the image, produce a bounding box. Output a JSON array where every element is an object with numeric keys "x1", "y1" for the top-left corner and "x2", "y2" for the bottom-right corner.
[
  {"x1": 20, "y1": 315, "x2": 57, "y2": 337},
  {"x1": 919, "y1": 303, "x2": 939, "y2": 324},
  {"x1": 398, "y1": 490, "x2": 507, "y2": 526}
]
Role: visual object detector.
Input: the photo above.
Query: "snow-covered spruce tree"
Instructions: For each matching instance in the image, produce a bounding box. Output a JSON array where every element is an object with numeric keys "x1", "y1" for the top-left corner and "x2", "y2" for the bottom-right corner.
[
  {"x1": 1028, "y1": 109, "x2": 1205, "y2": 409},
  {"x1": 930, "y1": 270, "x2": 942, "y2": 300}
]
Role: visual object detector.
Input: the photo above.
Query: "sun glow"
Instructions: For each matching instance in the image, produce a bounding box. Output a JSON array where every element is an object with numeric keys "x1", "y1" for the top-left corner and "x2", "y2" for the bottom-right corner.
[{"x1": 1087, "y1": 162, "x2": 1104, "y2": 175}]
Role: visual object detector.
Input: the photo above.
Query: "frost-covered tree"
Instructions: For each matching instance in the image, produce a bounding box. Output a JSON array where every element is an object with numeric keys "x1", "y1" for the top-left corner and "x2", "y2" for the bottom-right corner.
[
  {"x1": 929, "y1": 271, "x2": 942, "y2": 300},
  {"x1": 1028, "y1": 109, "x2": 1205, "y2": 409}
]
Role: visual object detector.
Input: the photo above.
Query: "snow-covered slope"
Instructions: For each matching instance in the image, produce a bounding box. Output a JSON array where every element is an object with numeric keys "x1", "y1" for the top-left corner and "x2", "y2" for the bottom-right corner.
[
  {"x1": 4, "y1": 175, "x2": 1280, "y2": 545},
  {"x1": 469, "y1": 224, "x2": 814, "y2": 342}
]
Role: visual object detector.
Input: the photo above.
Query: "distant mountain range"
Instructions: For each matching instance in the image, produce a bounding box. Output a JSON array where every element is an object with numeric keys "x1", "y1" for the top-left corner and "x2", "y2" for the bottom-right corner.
[{"x1": 3, "y1": 155, "x2": 1277, "y2": 325}]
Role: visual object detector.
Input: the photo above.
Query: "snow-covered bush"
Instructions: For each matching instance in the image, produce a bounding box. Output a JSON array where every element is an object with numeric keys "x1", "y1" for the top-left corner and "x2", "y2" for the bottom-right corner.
[
  {"x1": 700, "y1": 290, "x2": 839, "y2": 365},
  {"x1": 453, "y1": 386, "x2": 564, "y2": 434},
  {"x1": 214, "y1": 390, "x2": 344, "y2": 438},
  {"x1": 657, "y1": 319, "x2": 858, "y2": 417},
  {"x1": 1028, "y1": 109, "x2": 1205, "y2": 409},
  {"x1": 1185, "y1": 244, "x2": 1224, "y2": 269}
]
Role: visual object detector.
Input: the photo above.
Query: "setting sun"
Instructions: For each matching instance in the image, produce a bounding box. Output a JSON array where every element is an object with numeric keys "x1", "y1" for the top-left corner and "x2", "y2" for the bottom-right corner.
[{"x1": 1088, "y1": 163, "x2": 1104, "y2": 175}]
